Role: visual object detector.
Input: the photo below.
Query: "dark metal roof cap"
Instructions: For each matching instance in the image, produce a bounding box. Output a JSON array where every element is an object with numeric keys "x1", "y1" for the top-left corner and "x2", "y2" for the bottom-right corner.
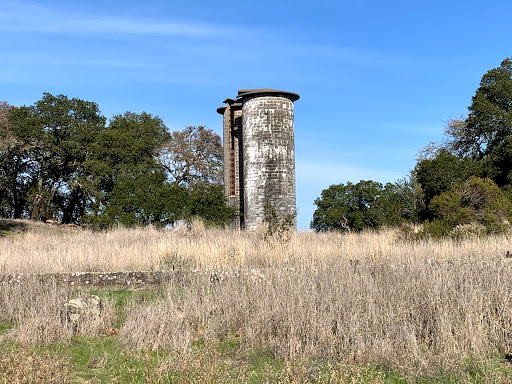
[
  {"x1": 218, "y1": 89, "x2": 299, "y2": 114},
  {"x1": 217, "y1": 103, "x2": 243, "y2": 115},
  {"x1": 237, "y1": 88, "x2": 300, "y2": 101}
]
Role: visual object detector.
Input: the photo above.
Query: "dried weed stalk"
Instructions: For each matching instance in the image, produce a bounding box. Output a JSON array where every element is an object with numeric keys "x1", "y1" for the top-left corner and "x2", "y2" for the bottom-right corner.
[{"x1": 120, "y1": 255, "x2": 512, "y2": 377}]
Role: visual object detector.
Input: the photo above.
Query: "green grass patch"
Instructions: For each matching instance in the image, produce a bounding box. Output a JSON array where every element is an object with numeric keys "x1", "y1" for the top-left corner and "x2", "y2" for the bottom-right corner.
[
  {"x1": 88, "y1": 287, "x2": 166, "y2": 309},
  {"x1": 65, "y1": 336, "x2": 159, "y2": 383},
  {"x1": 85, "y1": 287, "x2": 166, "y2": 327},
  {"x1": 2, "y1": 334, "x2": 512, "y2": 383},
  {"x1": 217, "y1": 337, "x2": 241, "y2": 357},
  {"x1": 89, "y1": 288, "x2": 134, "y2": 309},
  {"x1": 0, "y1": 320, "x2": 15, "y2": 334},
  {"x1": 191, "y1": 337, "x2": 206, "y2": 349},
  {"x1": 246, "y1": 349, "x2": 286, "y2": 383}
]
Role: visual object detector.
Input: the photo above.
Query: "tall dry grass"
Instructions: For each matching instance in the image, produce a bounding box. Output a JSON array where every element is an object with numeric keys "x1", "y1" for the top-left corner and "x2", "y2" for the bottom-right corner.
[
  {"x1": 120, "y1": 254, "x2": 512, "y2": 377},
  {"x1": 0, "y1": 347, "x2": 71, "y2": 384},
  {"x1": 0, "y1": 219, "x2": 510, "y2": 274},
  {"x1": 0, "y1": 276, "x2": 115, "y2": 346},
  {"x1": 2, "y1": 220, "x2": 512, "y2": 379}
]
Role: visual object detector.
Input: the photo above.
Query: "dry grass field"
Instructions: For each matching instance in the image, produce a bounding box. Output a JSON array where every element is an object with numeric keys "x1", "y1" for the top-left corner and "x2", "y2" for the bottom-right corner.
[
  {"x1": 2, "y1": 219, "x2": 512, "y2": 382},
  {"x1": 0, "y1": 218, "x2": 509, "y2": 273}
]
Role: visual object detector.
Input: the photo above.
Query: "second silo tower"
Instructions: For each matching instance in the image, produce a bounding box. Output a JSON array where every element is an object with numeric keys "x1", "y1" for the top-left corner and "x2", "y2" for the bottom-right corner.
[{"x1": 218, "y1": 89, "x2": 299, "y2": 230}]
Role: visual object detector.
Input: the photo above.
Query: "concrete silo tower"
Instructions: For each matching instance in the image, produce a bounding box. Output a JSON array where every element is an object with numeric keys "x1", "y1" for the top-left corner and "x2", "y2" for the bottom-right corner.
[{"x1": 217, "y1": 89, "x2": 300, "y2": 230}]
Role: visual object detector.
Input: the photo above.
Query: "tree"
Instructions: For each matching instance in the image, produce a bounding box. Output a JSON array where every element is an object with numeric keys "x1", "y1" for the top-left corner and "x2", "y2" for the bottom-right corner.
[
  {"x1": 438, "y1": 58, "x2": 512, "y2": 187},
  {"x1": 185, "y1": 183, "x2": 236, "y2": 226},
  {"x1": 423, "y1": 177, "x2": 512, "y2": 238},
  {"x1": 413, "y1": 149, "x2": 481, "y2": 219},
  {"x1": 311, "y1": 180, "x2": 386, "y2": 232},
  {"x1": 0, "y1": 101, "x2": 28, "y2": 218},
  {"x1": 87, "y1": 111, "x2": 169, "y2": 175},
  {"x1": 7, "y1": 93, "x2": 106, "y2": 222},
  {"x1": 87, "y1": 170, "x2": 188, "y2": 228},
  {"x1": 410, "y1": 57, "x2": 512, "y2": 230},
  {"x1": 312, "y1": 178, "x2": 423, "y2": 232},
  {"x1": 2, "y1": 94, "x2": 233, "y2": 228},
  {"x1": 159, "y1": 126, "x2": 223, "y2": 186},
  {"x1": 83, "y1": 111, "x2": 172, "y2": 227},
  {"x1": 156, "y1": 125, "x2": 234, "y2": 228},
  {"x1": 378, "y1": 178, "x2": 422, "y2": 226},
  {"x1": 450, "y1": 58, "x2": 512, "y2": 159},
  {"x1": 0, "y1": 101, "x2": 10, "y2": 135}
]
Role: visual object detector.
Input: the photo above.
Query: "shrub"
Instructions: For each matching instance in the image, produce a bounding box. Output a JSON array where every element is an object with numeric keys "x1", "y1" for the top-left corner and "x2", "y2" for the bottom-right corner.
[
  {"x1": 449, "y1": 222, "x2": 487, "y2": 240},
  {"x1": 421, "y1": 177, "x2": 512, "y2": 239},
  {"x1": 395, "y1": 224, "x2": 423, "y2": 242},
  {"x1": 419, "y1": 219, "x2": 452, "y2": 240},
  {"x1": 262, "y1": 200, "x2": 296, "y2": 244}
]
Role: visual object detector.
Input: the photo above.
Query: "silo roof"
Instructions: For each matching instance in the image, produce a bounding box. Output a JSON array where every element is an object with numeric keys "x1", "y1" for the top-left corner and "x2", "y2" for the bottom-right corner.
[
  {"x1": 217, "y1": 102, "x2": 242, "y2": 115},
  {"x1": 218, "y1": 89, "x2": 299, "y2": 114},
  {"x1": 237, "y1": 88, "x2": 300, "y2": 101}
]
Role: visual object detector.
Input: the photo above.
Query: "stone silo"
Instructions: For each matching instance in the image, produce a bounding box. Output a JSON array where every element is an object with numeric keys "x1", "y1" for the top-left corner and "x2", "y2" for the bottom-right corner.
[{"x1": 217, "y1": 89, "x2": 299, "y2": 230}]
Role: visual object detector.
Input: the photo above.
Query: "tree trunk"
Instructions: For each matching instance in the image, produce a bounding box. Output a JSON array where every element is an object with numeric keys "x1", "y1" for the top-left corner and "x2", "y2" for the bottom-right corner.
[
  {"x1": 62, "y1": 192, "x2": 81, "y2": 224},
  {"x1": 12, "y1": 190, "x2": 24, "y2": 219}
]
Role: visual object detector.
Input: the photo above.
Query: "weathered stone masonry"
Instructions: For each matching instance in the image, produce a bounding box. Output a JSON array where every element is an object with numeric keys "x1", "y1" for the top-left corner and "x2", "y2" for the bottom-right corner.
[{"x1": 217, "y1": 89, "x2": 300, "y2": 230}]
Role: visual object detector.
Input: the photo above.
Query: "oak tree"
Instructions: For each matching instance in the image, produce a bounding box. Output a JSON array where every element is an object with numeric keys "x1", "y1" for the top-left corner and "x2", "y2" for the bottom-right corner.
[{"x1": 159, "y1": 126, "x2": 223, "y2": 186}]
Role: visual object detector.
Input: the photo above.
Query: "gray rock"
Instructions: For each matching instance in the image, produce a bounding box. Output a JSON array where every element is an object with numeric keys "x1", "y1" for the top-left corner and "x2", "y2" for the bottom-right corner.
[{"x1": 61, "y1": 294, "x2": 102, "y2": 333}]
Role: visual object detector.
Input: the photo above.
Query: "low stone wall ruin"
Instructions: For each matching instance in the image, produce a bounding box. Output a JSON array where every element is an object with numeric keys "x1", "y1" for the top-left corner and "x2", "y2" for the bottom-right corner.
[
  {"x1": 0, "y1": 268, "x2": 266, "y2": 288},
  {"x1": 0, "y1": 271, "x2": 173, "y2": 288}
]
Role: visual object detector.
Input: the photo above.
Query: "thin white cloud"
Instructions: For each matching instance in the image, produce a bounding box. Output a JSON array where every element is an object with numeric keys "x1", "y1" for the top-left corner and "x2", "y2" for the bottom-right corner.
[
  {"x1": 1, "y1": 52, "x2": 147, "y2": 68},
  {"x1": 0, "y1": 1, "x2": 227, "y2": 37},
  {"x1": 283, "y1": 43, "x2": 453, "y2": 69},
  {"x1": 0, "y1": 1, "x2": 430, "y2": 70}
]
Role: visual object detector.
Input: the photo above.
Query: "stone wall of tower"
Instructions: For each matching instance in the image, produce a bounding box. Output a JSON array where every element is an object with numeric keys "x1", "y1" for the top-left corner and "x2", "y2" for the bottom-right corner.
[
  {"x1": 242, "y1": 95, "x2": 296, "y2": 230},
  {"x1": 222, "y1": 104, "x2": 244, "y2": 229},
  {"x1": 222, "y1": 105, "x2": 233, "y2": 198},
  {"x1": 233, "y1": 110, "x2": 244, "y2": 228}
]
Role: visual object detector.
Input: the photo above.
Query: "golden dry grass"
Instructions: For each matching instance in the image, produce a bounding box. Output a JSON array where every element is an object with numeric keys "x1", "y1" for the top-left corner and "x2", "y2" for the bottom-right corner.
[
  {"x1": 118, "y1": 251, "x2": 512, "y2": 377},
  {"x1": 0, "y1": 219, "x2": 510, "y2": 274},
  {"x1": 0, "y1": 347, "x2": 71, "y2": 384},
  {"x1": 2, "y1": 219, "x2": 512, "y2": 381}
]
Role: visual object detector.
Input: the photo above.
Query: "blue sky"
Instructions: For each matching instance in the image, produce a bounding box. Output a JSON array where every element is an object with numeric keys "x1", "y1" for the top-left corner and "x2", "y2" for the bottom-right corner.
[{"x1": 2, "y1": 0, "x2": 511, "y2": 229}]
